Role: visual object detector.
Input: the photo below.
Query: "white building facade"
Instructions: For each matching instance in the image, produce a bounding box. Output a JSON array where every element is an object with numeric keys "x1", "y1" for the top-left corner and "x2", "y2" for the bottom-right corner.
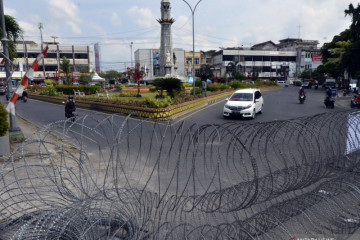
[{"x1": 0, "y1": 41, "x2": 94, "y2": 82}]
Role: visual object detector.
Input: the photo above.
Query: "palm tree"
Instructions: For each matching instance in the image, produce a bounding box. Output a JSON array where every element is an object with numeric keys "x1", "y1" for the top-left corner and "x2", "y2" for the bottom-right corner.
[
  {"x1": 0, "y1": 15, "x2": 23, "y2": 61},
  {"x1": 226, "y1": 61, "x2": 239, "y2": 79},
  {"x1": 345, "y1": 3, "x2": 360, "y2": 41}
]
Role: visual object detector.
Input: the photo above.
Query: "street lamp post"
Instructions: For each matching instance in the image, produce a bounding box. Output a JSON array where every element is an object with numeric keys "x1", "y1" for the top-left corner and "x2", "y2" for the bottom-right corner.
[
  {"x1": 146, "y1": 67, "x2": 149, "y2": 84},
  {"x1": 182, "y1": 0, "x2": 202, "y2": 96},
  {"x1": 130, "y1": 41, "x2": 133, "y2": 69}
]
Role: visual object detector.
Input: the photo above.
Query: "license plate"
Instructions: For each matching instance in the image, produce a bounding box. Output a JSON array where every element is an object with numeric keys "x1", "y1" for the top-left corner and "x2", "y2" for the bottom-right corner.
[{"x1": 232, "y1": 111, "x2": 241, "y2": 115}]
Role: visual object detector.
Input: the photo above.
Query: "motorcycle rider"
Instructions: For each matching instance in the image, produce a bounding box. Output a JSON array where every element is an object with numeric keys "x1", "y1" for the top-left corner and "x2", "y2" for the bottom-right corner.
[
  {"x1": 326, "y1": 87, "x2": 332, "y2": 98},
  {"x1": 325, "y1": 87, "x2": 333, "y2": 106},
  {"x1": 21, "y1": 89, "x2": 28, "y2": 100},
  {"x1": 298, "y1": 87, "x2": 306, "y2": 100},
  {"x1": 65, "y1": 95, "x2": 76, "y2": 118}
]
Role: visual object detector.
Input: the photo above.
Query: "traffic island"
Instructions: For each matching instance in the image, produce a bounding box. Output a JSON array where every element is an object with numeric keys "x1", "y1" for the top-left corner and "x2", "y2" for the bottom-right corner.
[{"x1": 29, "y1": 91, "x2": 232, "y2": 121}]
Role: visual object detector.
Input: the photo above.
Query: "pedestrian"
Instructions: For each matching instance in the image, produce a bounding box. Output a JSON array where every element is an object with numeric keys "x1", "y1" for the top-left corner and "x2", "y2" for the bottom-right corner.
[{"x1": 202, "y1": 80, "x2": 207, "y2": 97}]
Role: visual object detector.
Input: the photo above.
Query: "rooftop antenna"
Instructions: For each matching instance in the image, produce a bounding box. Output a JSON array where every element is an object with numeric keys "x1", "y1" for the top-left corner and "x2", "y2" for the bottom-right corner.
[
  {"x1": 50, "y1": 36, "x2": 58, "y2": 44},
  {"x1": 298, "y1": 24, "x2": 302, "y2": 39}
]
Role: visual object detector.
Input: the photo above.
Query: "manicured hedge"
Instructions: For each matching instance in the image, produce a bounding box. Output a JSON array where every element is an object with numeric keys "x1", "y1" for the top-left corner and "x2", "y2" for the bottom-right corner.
[
  {"x1": 0, "y1": 103, "x2": 9, "y2": 137},
  {"x1": 55, "y1": 85, "x2": 100, "y2": 95}
]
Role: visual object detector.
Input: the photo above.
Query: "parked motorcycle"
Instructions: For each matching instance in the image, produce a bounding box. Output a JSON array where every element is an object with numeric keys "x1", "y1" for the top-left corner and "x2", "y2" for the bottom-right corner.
[
  {"x1": 299, "y1": 93, "x2": 306, "y2": 104},
  {"x1": 324, "y1": 97, "x2": 335, "y2": 109}
]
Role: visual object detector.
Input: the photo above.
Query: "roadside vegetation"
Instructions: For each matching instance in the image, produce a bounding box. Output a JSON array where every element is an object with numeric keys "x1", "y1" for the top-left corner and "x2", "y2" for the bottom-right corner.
[{"x1": 27, "y1": 78, "x2": 279, "y2": 108}]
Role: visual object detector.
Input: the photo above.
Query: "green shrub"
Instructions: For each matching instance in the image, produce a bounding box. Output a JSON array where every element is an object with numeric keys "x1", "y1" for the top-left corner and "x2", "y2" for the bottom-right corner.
[
  {"x1": 294, "y1": 81, "x2": 302, "y2": 86},
  {"x1": 265, "y1": 80, "x2": 278, "y2": 86},
  {"x1": 143, "y1": 96, "x2": 174, "y2": 108},
  {"x1": 220, "y1": 84, "x2": 230, "y2": 91},
  {"x1": 153, "y1": 77, "x2": 183, "y2": 98},
  {"x1": 229, "y1": 80, "x2": 246, "y2": 89},
  {"x1": 0, "y1": 103, "x2": 9, "y2": 137},
  {"x1": 206, "y1": 83, "x2": 218, "y2": 92},
  {"x1": 118, "y1": 92, "x2": 138, "y2": 97},
  {"x1": 149, "y1": 87, "x2": 157, "y2": 92},
  {"x1": 55, "y1": 85, "x2": 100, "y2": 95},
  {"x1": 44, "y1": 79, "x2": 54, "y2": 87},
  {"x1": 254, "y1": 79, "x2": 263, "y2": 87},
  {"x1": 190, "y1": 88, "x2": 202, "y2": 95},
  {"x1": 39, "y1": 86, "x2": 63, "y2": 96},
  {"x1": 195, "y1": 79, "x2": 202, "y2": 87},
  {"x1": 183, "y1": 83, "x2": 193, "y2": 88}
]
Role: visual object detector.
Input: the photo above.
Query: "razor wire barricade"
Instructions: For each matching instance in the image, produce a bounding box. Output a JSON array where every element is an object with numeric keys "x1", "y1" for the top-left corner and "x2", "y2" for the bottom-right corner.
[{"x1": 0, "y1": 110, "x2": 360, "y2": 239}]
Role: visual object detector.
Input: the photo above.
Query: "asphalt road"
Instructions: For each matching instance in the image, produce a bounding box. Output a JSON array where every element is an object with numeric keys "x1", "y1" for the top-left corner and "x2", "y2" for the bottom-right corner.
[
  {"x1": 0, "y1": 85, "x2": 349, "y2": 139},
  {"x1": 172, "y1": 85, "x2": 347, "y2": 126}
]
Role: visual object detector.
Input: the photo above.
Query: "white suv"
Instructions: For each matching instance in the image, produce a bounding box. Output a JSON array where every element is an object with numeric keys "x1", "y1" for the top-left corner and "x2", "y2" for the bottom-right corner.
[{"x1": 223, "y1": 88, "x2": 264, "y2": 119}]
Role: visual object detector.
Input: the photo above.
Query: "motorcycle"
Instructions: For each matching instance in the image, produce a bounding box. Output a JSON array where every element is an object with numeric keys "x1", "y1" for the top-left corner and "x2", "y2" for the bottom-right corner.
[
  {"x1": 65, "y1": 107, "x2": 77, "y2": 122},
  {"x1": 64, "y1": 101, "x2": 77, "y2": 122},
  {"x1": 299, "y1": 93, "x2": 306, "y2": 104},
  {"x1": 18, "y1": 91, "x2": 28, "y2": 102},
  {"x1": 324, "y1": 97, "x2": 335, "y2": 109},
  {"x1": 5, "y1": 91, "x2": 27, "y2": 102},
  {"x1": 350, "y1": 95, "x2": 360, "y2": 108}
]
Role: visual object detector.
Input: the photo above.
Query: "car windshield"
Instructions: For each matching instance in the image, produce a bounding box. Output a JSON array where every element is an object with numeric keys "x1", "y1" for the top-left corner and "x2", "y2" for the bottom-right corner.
[{"x1": 230, "y1": 93, "x2": 253, "y2": 101}]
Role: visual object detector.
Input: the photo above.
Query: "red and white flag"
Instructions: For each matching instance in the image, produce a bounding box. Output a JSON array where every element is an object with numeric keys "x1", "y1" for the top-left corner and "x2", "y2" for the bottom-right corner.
[{"x1": 6, "y1": 46, "x2": 49, "y2": 115}]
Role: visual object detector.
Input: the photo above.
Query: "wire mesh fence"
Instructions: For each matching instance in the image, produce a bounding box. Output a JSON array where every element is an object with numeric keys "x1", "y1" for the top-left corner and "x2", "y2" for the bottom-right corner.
[{"x1": 1, "y1": 110, "x2": 360, "y2": 239}]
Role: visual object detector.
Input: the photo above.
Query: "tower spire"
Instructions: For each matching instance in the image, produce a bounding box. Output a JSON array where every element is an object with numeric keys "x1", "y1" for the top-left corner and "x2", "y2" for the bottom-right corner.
[{"x1": 158, "y1": 0, "x2": 175, "y2": 76}]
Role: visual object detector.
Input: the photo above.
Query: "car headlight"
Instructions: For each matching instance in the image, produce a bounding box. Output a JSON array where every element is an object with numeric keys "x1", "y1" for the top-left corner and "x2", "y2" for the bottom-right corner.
[
  {"x1": 243, "y1": 104, "x2": 252, "y2": 110},
  {"x1": 224, "y1": 104, "x2": 231, "y2": 110}
]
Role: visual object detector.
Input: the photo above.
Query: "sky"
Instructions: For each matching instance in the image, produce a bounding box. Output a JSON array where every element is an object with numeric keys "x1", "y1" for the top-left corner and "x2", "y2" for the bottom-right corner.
[{"x1": 4, "y1": 0, "x2": 356, "y2": 72}]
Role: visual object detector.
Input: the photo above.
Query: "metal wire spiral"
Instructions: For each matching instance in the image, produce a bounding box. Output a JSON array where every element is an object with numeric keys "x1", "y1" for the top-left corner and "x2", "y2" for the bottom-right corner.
[{"x1": 1, "y1": 110, "x2": 360, "y2": 239}]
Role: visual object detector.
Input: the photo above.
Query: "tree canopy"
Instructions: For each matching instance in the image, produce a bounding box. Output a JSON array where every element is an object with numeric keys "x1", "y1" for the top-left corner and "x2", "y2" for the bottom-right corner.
[
  {"x1": 153, "y1": 77, "x2": 183, "y2": 98},
  {"x1": 0, "y1": 15, "x2": 23, "y2": 61},
  {"x1": 320, "y1": 3, "x2": 360, "y2": 79}
]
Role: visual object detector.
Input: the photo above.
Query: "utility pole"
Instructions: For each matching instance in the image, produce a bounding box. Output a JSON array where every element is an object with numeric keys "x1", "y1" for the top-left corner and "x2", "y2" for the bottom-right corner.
[
  {"x1": 38, "y1": 22, "x2": 45, "y2": 79},
  {"x1": 0, "y1": 0, "x2": 20, "y2": 132}
]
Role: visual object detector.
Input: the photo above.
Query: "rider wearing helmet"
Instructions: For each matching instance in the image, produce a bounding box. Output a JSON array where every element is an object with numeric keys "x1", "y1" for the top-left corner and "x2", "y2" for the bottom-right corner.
[
  {"x1": 298, "y1": 86, "x2": 306, "y2": 100},
  {"x1": 326, "y1": 87, "x2": 333, "y2": 98},
  {"x1": 65, "y1": 95, "x2": 76, "y2": 118}
]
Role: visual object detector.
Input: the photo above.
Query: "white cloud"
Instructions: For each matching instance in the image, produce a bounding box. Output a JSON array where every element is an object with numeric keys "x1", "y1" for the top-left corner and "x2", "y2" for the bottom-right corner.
[
  {"x1": 49, "y1": 0, "x2": 78, "y2": 19},
  {"x1": 48, "y1": 0, "x2": 82, "y2": 34},
  {"x1": 128, "y1": 6, "x2": 154, "y2": 28},
  {"x1": 4, "y1": 7, "x2": 16, "y2": 17},
  {"x1": 111, "y1": 12, "x2": 122, "y2": 27},
  {"x1": 18, "y1": 21, "x2": 38, "y2": 33},
  {"x1": 66, "y1": 21, "x2": 82, "y2": 34}
]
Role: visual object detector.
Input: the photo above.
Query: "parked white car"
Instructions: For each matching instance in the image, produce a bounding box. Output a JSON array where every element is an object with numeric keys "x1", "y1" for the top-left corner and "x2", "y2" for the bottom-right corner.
[{"x1": 223, "y1": 88, "x2": 264, "y2": 119}]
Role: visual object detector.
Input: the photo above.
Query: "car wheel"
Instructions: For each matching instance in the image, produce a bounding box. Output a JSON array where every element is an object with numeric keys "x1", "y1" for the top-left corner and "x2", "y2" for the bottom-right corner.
[{"x1": 223, "y1": 115, "x2": 229, "y2": 119}]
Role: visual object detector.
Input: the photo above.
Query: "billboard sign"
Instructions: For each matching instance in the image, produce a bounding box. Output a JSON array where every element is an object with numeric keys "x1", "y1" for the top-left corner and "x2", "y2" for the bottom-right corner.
[
  {"x1": 94, "y1": 43, "x2": 101, "y2": 73},
  {"x1": 312, "y1": 54, "x2": 322, "y2": 62}
]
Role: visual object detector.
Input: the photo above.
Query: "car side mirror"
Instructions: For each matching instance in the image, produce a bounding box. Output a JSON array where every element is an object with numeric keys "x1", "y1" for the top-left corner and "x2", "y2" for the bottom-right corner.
[{"x1": 225, "y1": 98, "x2": 229, "y2": 102}]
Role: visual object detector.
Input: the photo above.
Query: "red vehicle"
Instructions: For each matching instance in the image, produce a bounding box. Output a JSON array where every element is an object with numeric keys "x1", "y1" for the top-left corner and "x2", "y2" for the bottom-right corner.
[{"x1": 351, "y1": 95, "x2": 360, "y2": 108}]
